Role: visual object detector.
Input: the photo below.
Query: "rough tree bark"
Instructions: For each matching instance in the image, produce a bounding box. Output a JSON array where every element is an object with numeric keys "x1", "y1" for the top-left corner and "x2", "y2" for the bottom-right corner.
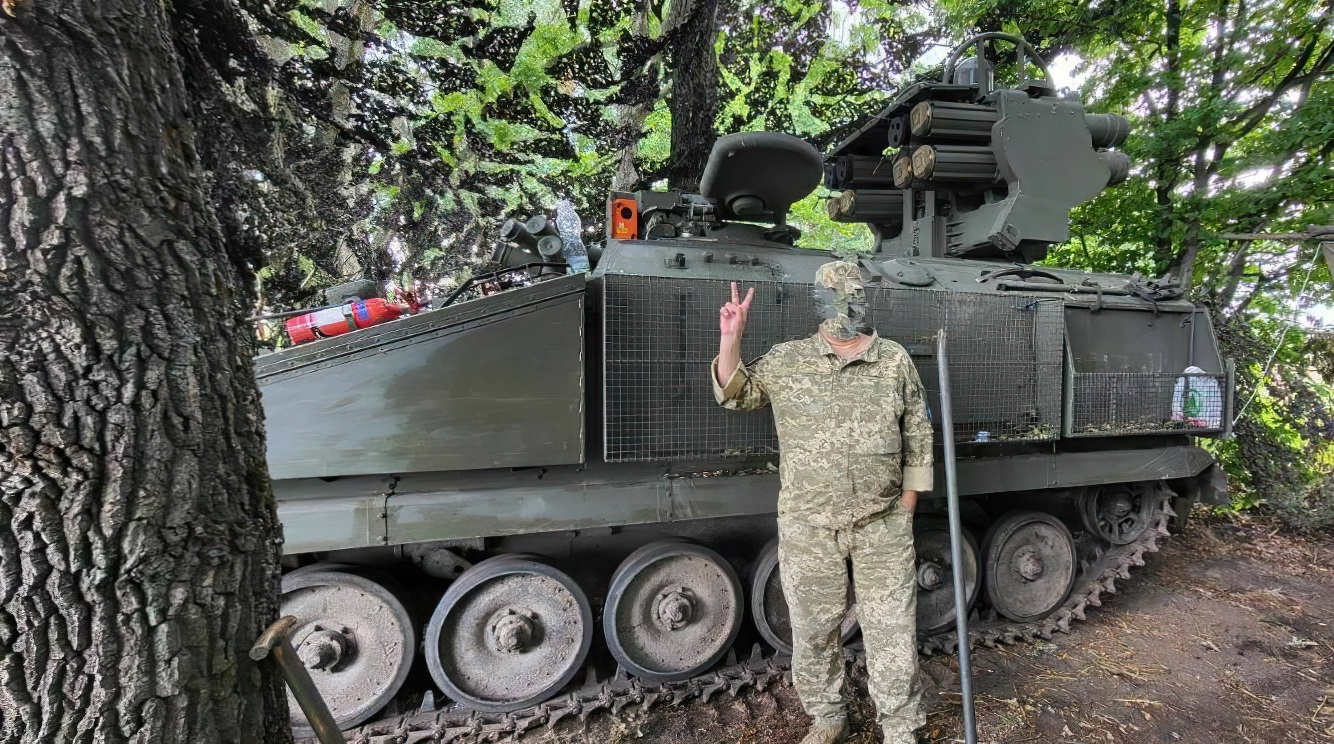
[
  {"x1": 0, "y1": 1, "x2": 289, "y2": 742},
  {"x1": 666, "y1": 0, "x2": 722, "y2": 192},
  {"x1": 1150, "y1": 0, "x2": 1183, "y2": 278},
  {"x1": 611, "y1": 2, "x2": 662, "y2": 192}
]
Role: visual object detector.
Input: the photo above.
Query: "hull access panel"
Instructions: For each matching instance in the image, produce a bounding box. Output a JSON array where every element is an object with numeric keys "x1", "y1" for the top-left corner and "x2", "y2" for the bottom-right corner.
[{"x1": 258, "y1": 274, "x2": 587, "y2": 480}]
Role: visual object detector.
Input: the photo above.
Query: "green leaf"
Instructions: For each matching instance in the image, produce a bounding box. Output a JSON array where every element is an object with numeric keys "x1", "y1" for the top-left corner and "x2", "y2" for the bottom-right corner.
[
  {"x1": 431, "y1": 91, "x2": 469, "y2": 115},
  {"x1": 409, "y1": 37, "x2": 455, "y2": 58},
  {"x1": 287, "y1": 9, "x2": 325, "y2": 41}
]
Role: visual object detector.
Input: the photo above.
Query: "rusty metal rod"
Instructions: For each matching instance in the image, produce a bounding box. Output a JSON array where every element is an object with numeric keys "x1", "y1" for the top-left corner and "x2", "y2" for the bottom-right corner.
[
  {"x1": 251, "y1": 616, "x2": 347, "y2": 744},
  {"x1": 936, "y1": 330, "x2": 977, "y2": 744}
]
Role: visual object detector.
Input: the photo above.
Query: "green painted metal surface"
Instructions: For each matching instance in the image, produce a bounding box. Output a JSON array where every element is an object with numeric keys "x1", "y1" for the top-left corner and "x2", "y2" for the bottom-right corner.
[
  {"x1": 274, "y1": 446, "x2": 1214, "y2": 552},
  {"x1": 259, "y1": 276, "x2": 585, "y2": 480}
]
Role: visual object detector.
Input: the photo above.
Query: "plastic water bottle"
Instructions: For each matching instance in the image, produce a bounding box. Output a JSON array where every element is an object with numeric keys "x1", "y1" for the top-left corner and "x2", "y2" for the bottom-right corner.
[{"x1": 554, "y1": 199, "x2": 590, "y2": 274}]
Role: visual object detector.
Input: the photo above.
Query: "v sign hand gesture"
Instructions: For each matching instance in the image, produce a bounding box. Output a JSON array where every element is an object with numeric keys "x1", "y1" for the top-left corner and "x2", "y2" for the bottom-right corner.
[
  {"x1": 716, "y1": 282, "x2": 754, "y2": 386},
  {"x1": 720, "y1": 282, "x2": 754, "y2": 342}
]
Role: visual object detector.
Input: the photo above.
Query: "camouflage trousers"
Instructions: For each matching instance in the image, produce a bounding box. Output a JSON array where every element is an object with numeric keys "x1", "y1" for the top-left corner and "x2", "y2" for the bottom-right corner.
[{"x1": 778, "y1": 505, "x2": 924, "y2": 743}]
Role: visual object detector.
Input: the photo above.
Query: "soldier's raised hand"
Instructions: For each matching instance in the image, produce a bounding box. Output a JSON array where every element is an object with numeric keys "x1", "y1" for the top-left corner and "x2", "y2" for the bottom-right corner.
[
  {"x1": 719, "y1": 282, "x2": 754, "y2": 343},
  {"x1": 716, "y1": 282, "x2": 754, "y2": 387}
]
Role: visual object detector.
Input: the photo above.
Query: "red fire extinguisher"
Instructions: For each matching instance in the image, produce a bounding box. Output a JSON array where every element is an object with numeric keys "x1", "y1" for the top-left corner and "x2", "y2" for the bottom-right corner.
[{"x1": 285, "y1": 298, "x2": 412, "y2": 345}]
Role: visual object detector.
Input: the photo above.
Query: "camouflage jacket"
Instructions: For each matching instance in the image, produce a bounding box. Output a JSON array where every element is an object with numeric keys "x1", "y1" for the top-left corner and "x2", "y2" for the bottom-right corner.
[{"x1": 712, "y1": 332, "x2": 934, "y2": 530}]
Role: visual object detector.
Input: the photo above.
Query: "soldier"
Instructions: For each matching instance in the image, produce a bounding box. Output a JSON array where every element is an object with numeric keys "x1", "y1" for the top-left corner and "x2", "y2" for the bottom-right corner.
[{"x1": 712, "y1": 261, "x2": 933, "y2": 744}]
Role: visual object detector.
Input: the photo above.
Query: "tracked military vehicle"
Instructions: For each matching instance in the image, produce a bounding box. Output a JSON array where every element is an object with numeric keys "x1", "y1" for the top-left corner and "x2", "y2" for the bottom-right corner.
[{"x1": 259, "y1": 33, "x2": 1233, "y2": 738}]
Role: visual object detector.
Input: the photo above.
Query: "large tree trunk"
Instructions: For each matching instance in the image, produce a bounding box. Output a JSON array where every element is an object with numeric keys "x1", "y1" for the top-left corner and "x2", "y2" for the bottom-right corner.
[
  {"x1": 1151, "y1": 0, "x2": 1183, "y2": 276},
  {"x1": 611, "y1": 2, "x2": 662, "y2": 192},
  {"x1": 666, "y1": 0, "x2": 722, "y2": 192},
  {"x1": 0, "y1": 2, "x2": 289, "y2": 742}
]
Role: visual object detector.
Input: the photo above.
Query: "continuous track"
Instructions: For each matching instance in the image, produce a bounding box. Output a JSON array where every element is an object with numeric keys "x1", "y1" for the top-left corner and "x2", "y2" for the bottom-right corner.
[{"x1": 328, "y1": 496, "x2": 1173, "y2": 744}]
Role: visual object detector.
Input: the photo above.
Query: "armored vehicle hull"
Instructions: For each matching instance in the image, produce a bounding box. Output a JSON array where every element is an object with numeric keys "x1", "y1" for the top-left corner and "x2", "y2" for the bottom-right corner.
[
  {"x1": 259, "y1": 35, "x2": 1233, "y2": 736},
  {"x1": 260, "y1": 240, "x2": 1229, "y2": 733}
]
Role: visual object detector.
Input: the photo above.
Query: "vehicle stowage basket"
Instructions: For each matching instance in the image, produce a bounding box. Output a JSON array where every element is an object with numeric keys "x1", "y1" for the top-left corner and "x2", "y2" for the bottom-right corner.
[
  {"x1": 1062, "y1": 306, "x2": 1230, "y2": 438},
  {"x1": 601, "y1": 275, "x2": 1064, "y2": 462},
  {"x1": 1066, "y1": 371, "x2": 1227, "y2": 437}
]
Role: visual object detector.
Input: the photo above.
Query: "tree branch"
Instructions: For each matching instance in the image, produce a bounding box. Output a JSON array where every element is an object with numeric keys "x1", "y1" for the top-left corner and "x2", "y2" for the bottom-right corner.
[
  {"x1": 1224, "y1": 36, "x2": 1334, "y2": 144},
  {"x1": 1215, "y1": 226, "x2": 1334, "y2": 241}
]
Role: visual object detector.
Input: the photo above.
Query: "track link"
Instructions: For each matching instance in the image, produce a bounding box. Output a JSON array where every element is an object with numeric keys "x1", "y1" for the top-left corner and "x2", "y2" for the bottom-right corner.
[{"x1": 330, "y1": 495, "x2": 1174, "y2": 744}]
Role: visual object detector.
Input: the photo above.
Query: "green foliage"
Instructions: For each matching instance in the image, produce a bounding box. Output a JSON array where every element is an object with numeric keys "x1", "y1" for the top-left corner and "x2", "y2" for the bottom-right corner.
[
  {"x1": 242, "y1": 0, "x2": 938, "y2": 308},
  {"x1": 717, "y1": 0, "x2": 933, "y2": 138}
]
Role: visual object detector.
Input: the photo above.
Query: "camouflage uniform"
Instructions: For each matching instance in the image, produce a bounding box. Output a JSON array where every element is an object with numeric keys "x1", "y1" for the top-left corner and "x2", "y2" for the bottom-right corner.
[{"x1": 712, "y1": 332, "x2": 932, "y2": 742}]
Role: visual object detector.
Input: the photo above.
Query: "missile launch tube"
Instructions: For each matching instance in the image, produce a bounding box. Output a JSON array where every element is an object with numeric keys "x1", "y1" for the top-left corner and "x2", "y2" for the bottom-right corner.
[
  {"x1": 912, "y1": 145, "x2": 999, "y2": 183},
  {"x1": 910, "y1": 101, "x2": 998, "y2": 142},
  {"x1": 1085, "y1": 113, "x2": 1131, "y2": 148},
  {"x1": 826, "y1": 190, "x2": 905, "y2": 223}
]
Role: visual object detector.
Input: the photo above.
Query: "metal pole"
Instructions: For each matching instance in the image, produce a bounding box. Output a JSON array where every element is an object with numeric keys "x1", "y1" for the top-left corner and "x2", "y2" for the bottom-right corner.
[
  {"x1": 936, "y1": 330, "x2": 977, "y2": 744},
  {"x1": 251, "y1": 616, "x2": 347, "y2": 744}
]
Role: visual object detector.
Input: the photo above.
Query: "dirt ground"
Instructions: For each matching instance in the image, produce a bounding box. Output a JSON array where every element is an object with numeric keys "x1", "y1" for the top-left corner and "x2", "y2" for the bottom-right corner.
[{"x1": 541, "y1": 511, "x2": 1334, "y2": 744}]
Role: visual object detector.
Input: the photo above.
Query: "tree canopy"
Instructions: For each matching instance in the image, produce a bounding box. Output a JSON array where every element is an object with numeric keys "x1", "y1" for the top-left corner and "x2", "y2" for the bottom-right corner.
[{"x1": 234, "y1": 0, "x2": 943, "y2": 308}]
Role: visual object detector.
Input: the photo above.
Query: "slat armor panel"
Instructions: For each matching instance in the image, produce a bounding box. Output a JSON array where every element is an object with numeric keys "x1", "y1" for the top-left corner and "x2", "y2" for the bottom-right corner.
[{"x1": 602, "y1": 276, "x2": 1063, "y2": 462}]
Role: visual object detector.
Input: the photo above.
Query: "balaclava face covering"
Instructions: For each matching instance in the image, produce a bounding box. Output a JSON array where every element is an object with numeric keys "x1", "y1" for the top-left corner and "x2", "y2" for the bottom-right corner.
[{"x1": 813, "y1": 260, "x2": 868, "y2": 340}]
